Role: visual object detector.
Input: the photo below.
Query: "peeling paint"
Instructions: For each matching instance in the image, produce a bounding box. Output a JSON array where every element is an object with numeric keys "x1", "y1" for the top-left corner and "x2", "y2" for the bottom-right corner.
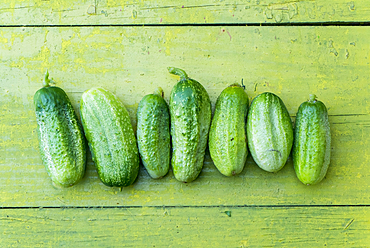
[
  {"x1": 328, "y1": 40, "x2": 339, "y2": 56},
  {"x1": 265, "y1": 2, "x2": 298, "y2": 22},
  {"x1": 87, "y1": 5, "x2": 96, "y2": 15},
  {"x1": 0, "y1": 0, "x2": 368, "y2": 25}
]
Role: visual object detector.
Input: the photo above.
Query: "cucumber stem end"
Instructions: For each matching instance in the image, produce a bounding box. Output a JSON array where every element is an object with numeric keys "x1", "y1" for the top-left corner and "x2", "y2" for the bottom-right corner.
[
  {"x1": 43, "y1": 70, "x2": 50, "y2": 87},
  {"x1": 229, "y1": 83, "x2": 243, "y2": 88},
  {"x1": 43, "y1": 70, "x2": 57, "y2": 87},
  {"x1": 309, "y1": 94, "x2": 317, "y2": 103},
  {"x1": 168, "y1": 67, "x2": 188, "y2": 81},
  {"x1": 154, "y1": 87, "x2": 164, "y2": 98}
]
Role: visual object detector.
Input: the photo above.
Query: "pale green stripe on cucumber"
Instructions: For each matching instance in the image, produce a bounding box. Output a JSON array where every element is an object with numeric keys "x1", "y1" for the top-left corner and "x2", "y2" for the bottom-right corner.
[
  {"x1": 80, "y1": 87, "x2": 139, "y2": 187},
  {"x1": 247, "y1": 92, "x2": 293, "y2": 173}
]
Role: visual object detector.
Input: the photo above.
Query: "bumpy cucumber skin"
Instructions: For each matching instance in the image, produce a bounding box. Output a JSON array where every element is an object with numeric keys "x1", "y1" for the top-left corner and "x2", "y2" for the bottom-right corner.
[
  {"x1": 34, "y1": 86, "x2": 86, "y2": 188},
  {"x1": 209, "y1": 85, "x2": 249, "y2": 176},
  {"x1": 170, "y1": 78, "x2": 211, "y2": 183},
  {"x1": 80, "y1": 87, "x2": 139, "y2": 187},
  {"x1": 137, "y1": 91, "x2": 170, "y2": 179},
  {"x1": 293, "y1": 99, "x2": 331, "y2": 185},
  {"x1": 247, "y1": 92, "x2": 293, "y2": 172}
]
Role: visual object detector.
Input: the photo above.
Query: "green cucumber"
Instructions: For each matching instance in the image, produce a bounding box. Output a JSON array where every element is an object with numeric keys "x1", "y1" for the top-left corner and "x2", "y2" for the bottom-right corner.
[
  {"x1": 293, "y1": 94, "x2": 331, "y2": 185},
  {"x1": 247, "y1": 92, "x2": 293, "y2": 172},
  {"x1": 34, "y1": 71, "x2": 86, "y2": 187},
  {"x1": 80, "y1": 87, "x2": 139, "y2": 187},
  {"x1": 209, "y1": 84, "x2": 249, "y2": 176},
  {"x1": 137, "y1": 87, "x2": 170, "y2": 179},
  {"x1": 168, "y1": 67, "x2": 211, "y2": 183}
]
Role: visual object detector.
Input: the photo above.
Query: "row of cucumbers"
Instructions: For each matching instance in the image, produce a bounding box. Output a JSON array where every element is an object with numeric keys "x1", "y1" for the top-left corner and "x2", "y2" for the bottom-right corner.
[{"x1": 34, "y1": 68, "x2": 331, "y2": 188}]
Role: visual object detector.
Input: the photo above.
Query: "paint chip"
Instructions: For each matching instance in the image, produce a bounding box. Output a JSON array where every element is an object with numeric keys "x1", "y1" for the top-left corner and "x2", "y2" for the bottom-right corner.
[
  {"x1": 132, "y1": 10, "x2": 138, "y2": 19},
  {"x1": 87, "y1": 5, "x2": 96, "y2": 15},
  {"x1": 348, "y1": 1, "x2": 355, "y2": 11}
]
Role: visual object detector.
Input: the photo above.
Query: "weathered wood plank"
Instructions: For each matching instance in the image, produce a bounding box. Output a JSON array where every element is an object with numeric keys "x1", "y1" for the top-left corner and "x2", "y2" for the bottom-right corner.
[
  {"x1": 1, "y1": 206, "x2": 369, "y2": 247},
  {"x1": 0, "y1": 0, "x2": 368, "y2": 25},
  {"x1": 1, "y1": 114, "x2": 369, "y2": 207},
  {"x1": 1, "y1": 26, "x2": 369, "y2": 207}
]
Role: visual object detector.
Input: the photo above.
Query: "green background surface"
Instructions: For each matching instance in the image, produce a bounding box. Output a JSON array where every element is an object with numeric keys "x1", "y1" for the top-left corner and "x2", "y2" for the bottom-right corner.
[{"x1": 1, "y1": 0, "x2": 369, "y2": 247}]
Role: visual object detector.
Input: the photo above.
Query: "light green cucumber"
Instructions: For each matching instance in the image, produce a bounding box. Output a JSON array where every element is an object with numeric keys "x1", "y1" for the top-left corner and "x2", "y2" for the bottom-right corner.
[
  {"x1": 137, "y1": 87, "x2": 170, "y2": 179},
  {"x1": 293, "y1": 94, "x2": 331, "y2": 185},
  {"x1": 34, "y1": 71, "x2": 86, "y2": 188},
  {"x1": 168, "y1": 67, "x2": 211, "y2": 183},
  {"x1": 247, "y1": 92, "x2": 293, "y2": 172},
  {"x1": 80, "y1": 87, "x2": 139, "y2": 187},
  {"x1": 209, "y1": 84, "x2": 249, "y2": 176}
]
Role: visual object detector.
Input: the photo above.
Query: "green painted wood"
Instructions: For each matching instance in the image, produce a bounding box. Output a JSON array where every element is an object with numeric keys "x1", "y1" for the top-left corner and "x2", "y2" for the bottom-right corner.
[
  {"x1": 0, "y1": 0, "x2": 368, "y2": 25},
  {"x1": 1, "y1": 207, "x2": 369, "y2": 247},
  {"x1": 1, "y1": 26, "x2": 369, "y2": 207}
]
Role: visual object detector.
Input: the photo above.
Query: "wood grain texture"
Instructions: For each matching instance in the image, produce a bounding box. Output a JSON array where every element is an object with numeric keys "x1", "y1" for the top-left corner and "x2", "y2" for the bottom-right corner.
[
  {"x1": 0, "y1": 0, "x2": 368, "y2": 25},
  {"x1": 1, "y1": 1, "x2": 370, "y2": 245},
  {"x1": 1, "y1": 26, "x2": 369, "y2": 207},
  {"x1": 1, "y1": 207, "x2": 369, "y2": 247}
]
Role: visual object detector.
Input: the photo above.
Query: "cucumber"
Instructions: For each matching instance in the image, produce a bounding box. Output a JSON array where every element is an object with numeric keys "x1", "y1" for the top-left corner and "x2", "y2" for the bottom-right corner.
[
  {"x1": 168, "y1": 67, "x2": 211, "y2": 183},
  {"x1": 209, "y1": 84, "x2": 249, "y2": 176},
  {"x1": 293, "y1": 94, "x2": 331, "y2": 185},
  {"x1": 34, "y1": 71, "x2": 86, "y2": 188},
  {"x1": 246, "y1": 92, "x2": 293, "y2": 172},
  {"x1": 137, "y1": 87, "x2": 170, "y2": 179},
  {"x1": 80, "y1": 87, "x2": 139, "y2": 187}
]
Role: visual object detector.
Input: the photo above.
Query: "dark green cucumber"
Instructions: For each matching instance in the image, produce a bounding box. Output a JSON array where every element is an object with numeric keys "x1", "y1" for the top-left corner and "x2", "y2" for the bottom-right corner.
[
  {"x1": 34, "y1": 71, "x2": 86, "y2": 188},
  {"x1": 168, "y1": 67, "x2": 211, "y2": 183},
  {"x1": 80, "y1": 87, "x2": 139, "y2": 187},
  {"x1": 137, "y1": 87, "x2": 170, "y2": 179},
  {"x1": 209, "y1": 84, "x2": 249, "y2": 176},
  {"x1": 247, "y1": 92, "x2": 293, "y2": 172},
  {"x1": 293, "y1": 94, "x2": 331, "y2": 185}
]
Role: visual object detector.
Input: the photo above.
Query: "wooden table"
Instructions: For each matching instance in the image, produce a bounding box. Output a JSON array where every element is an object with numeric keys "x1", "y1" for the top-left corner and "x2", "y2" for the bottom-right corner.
[{"x1": 1, "y1": 1, "x2": 369, "y2": 246}]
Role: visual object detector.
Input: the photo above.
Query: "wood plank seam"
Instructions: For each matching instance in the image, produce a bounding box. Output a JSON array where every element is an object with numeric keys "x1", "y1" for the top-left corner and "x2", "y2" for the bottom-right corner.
[
  {"x1": 2, "y1": 205, "x2": 370, "y2": 209},
  {"x1": 1, "y1": 22, "x2": 370, "y2": 27}
]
